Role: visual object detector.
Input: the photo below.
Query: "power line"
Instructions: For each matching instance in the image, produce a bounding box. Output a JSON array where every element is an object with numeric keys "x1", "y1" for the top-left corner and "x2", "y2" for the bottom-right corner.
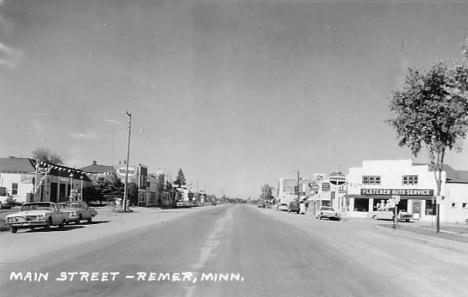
[{"x1": 0, "y1": 113, "x2": 75, "y2": 116}]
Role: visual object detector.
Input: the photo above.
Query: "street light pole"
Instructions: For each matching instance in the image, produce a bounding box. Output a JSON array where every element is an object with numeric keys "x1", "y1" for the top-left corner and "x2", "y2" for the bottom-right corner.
[
  {"x1": 105, "y1": 120, "x2": 121, "y2": 166},
  {"x1": 80, "y1": 175, "x2": 84, "y2": 201},
  {"x1": 123, "y1": 111, "x2": 132, "y2": 212},
  {"x1": 69, "y1": 173, "x2": 74, "y2": 201}
]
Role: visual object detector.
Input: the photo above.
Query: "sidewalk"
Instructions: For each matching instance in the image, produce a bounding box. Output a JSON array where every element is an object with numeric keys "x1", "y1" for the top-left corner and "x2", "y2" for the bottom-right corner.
[{"x1": 378, "y1": 220, "x2": 468, "y2": 244}]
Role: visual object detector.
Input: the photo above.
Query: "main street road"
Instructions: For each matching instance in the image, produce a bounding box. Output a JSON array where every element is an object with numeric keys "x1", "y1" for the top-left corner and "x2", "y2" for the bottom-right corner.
[{"x1": 1, "y1": 204, "x2": 467, "y2": 297}]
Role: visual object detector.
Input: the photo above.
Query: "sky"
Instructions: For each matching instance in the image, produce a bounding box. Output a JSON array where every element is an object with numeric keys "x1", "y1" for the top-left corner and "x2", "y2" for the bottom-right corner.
[{"x1": 1, "y1": 0, "x2": 468, "y2": 199}]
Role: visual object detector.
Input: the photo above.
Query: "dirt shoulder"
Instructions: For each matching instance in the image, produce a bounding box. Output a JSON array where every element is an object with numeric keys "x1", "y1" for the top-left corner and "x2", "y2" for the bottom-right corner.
[{"x1": 0, "y1": 206, "x2": 209, "y2": 263}]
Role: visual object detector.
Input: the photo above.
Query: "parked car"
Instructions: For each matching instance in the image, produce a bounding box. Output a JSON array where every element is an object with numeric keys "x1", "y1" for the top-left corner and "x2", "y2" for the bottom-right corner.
[
  {"x1": 368, "y1": 208, "x2": 412, "y2": 222},
  {"x1": 58, "y1": 201, "x2": 97, "y2": 224},
  {"x1": 277, "y1": 203, "x2": 288, "y2": 212},
  {"x1": 288, "y1": 201, "x2": 300, "y2": 214},
  {"x1": 257, "y1": 200, "x2": 265, "y2": 208},
  {"x1": 5, "y1": 202, "x2": 68, "y2": 233},
  {"x1": 316, "y1": 206, "x2": 341, "y2": 221},
  {"x1": 0, "y1": 186, "x2": 15, "y2": 209}
]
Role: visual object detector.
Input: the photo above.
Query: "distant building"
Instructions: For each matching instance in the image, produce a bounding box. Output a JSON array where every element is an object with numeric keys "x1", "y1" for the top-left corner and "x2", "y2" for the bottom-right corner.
[
  {"x1": 114, "y1": 163, "x2": 148, "y2": 206},
  {"x1": 80, "y1": 160, "x2": 116, "y2": 184}
]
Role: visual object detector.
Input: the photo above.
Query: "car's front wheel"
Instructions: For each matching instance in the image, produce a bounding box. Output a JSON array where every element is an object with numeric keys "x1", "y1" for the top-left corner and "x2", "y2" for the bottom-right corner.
[
  {"x1": 87, "y1": 216, "x2": 92, "y2": 224},
  {"x1": 44, "y1": 218, "x2": 52, "y2": 231},
  {"x1": 11, "y1": 227, "x2": 17, "y2": 233}
]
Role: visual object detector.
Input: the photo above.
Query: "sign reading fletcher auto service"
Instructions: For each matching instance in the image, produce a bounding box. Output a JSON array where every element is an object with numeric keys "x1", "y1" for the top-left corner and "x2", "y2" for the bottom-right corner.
[
  {"x1": 360, "y1": 189, "x2": 434, "y2": 196},
  {"x1": 329, "y1": 172, "x2": 346, "y2": 185}
]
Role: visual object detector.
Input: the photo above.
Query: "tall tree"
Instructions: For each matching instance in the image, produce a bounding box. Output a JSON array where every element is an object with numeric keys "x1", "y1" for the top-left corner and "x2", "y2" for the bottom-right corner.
[
  {"x1": 127, "y1": 182, "x2": 139, "y2": 206},
  {"x1": 386, "y1": 41, "x2": 468, "y2": 233},
  {"x1": 175, "y1": 168, "x2": 186, "y2": 187},
  {"x1": 260, "y1": 184, "x2": 273, "y2": 200},
  {"x1": 31, "y1": 147, "x2": 64, "y2": 164}
]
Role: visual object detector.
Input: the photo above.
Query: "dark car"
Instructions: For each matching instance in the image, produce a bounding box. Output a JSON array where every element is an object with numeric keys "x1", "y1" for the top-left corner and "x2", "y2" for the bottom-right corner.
[{"x1": 288, "y1": 201, "x2": 300, "y2": 214}]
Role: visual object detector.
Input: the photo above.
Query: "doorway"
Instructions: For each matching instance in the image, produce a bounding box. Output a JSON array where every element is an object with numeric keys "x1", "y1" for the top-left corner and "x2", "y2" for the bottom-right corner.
[{"x1": 413, "y1": 201, "x2": 421, "y2": 220}]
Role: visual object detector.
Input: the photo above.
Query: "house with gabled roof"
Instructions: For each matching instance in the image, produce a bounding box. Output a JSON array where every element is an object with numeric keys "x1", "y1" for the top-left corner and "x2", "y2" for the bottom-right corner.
[{"x1": 80, "y1": 160, "x2": 116, "y2": 184}]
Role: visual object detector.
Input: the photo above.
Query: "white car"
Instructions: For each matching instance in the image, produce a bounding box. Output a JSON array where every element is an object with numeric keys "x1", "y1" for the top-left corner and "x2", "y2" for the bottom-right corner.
[
  {"x1": 58, "y1": 201, "x2": 97, "y2": 224},
  {"x1": 6, "y1": 202, "x2": 68, "y2": 233},
  {"x1": 316, "y1": 206, "x2": 341, "y2": 221},
  {"x1": 277, "y1": 203, "x2": 288, "y2": 212}
]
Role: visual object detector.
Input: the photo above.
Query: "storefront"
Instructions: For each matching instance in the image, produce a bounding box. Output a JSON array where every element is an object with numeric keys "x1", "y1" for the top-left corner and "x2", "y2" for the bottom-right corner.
[
  {"x1": 346, "y1": 160, "x2": 444, "y2": 220},
  {"x1": 347, "y1": 188, "x2": 435, "y2": 220}
]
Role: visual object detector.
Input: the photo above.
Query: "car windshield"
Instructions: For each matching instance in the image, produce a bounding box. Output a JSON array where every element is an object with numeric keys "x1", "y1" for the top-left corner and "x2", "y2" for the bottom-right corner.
[
  {"x1": 68, "y1": 203, "x2": 83, "y2": 208},
  {"x1": 21, "y1": 203, "x2": 54, "y2": 211}
]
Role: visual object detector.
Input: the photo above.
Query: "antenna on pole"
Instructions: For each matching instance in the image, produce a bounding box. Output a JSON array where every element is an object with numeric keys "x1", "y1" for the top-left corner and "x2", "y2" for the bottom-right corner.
[{"x1": 105, "y1": 120, "x2": 121, "y2": 166}]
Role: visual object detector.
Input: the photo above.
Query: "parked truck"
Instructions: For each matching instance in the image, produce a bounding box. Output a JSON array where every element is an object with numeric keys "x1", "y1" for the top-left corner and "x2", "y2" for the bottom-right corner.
[
  {"x1": 277, "y1": 178, "x2": 299, "y2": 211},
  {"x1": 368, "y1": 207, "x2": 412, "y2": 222},
  {"x1": 0, "y1": 186, "x2": 15, "y2": 209},
  {"x1": 175, "y1": 187, "x2": 194, "y2": 208}
]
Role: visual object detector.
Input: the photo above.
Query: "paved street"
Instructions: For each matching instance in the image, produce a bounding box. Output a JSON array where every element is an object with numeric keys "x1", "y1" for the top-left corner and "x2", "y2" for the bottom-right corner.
[{"x1": 1, "y1": 204, "x2": 468, "y2": 297}]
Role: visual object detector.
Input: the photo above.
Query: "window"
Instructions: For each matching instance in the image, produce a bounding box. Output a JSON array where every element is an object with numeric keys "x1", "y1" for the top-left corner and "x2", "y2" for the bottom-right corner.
[
  {"x1": 452, "y1": 203, "x2": 457, "y2": 208},
  {"x1": 354, "y1": 198, "x2": 369, "y2": 212},
  {"x1": 362, "y1": 176, "x2": 381, "y2": 185},
  {"x1": 403, "y1": 175, "x2": 418, "y2": 185},
  {"x1": 463, "y1": 203, "x2": 467, "y2": 208},
  {"x1": 425, "y1": 200, "x2": 436, "y2": 215},
  {"x1": 12, "y1": 183, "x2": 18, "y2": 195}
]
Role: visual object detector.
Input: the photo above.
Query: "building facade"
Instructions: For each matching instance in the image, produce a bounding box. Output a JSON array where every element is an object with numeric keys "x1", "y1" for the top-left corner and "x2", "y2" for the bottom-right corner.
[
  {"x1": 346, "y1": 159, "x2": 468, "y2": 223},
  {"x1": 114, "y1": 163, "x2": 148, "y2": 206},
  {"x1": 0, "y1": 157, "x2": 91, "y2": 203}
]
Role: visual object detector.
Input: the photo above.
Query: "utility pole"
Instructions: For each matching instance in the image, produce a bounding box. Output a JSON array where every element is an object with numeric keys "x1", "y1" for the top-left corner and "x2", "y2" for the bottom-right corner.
[
  {"x1": 123, "y1": 111, "x2": 132, "y2": 212},
  {"x1": 297, "y1": 171, "x2": 300, "y2": 203}
]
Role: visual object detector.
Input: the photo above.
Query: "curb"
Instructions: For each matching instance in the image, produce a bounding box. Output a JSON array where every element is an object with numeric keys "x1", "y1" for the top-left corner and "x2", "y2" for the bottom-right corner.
[{"x1": 375, "y1": 223, "x2": 468, "y2": 245}]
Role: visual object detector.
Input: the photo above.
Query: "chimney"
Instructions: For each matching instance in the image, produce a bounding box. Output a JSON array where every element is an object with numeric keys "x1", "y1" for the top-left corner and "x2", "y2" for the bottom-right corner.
[{"x1": 93, "y1": 161, "x2": 97, "y2": 165}]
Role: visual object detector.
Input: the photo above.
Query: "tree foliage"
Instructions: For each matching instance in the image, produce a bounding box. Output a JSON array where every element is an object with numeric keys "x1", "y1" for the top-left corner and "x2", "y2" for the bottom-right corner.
[
  {"x1": 260, "y1": 184, "x2": 274, "y2": 200},
  {"x1": 175, "y1": 168, "x2": 186, "y2": 187},
  {"x1": 386, "y1": 40, "x2": 468, "y2": 231},
  {"x1": 88, "y1": 176, "x2": 125, "y2": 203},
  {"x1": 127, "y1": 182, "x2": 139, "y2": 206},
  {"x1": 31, "y1": 147, "x2": 64, "y2": 165}
]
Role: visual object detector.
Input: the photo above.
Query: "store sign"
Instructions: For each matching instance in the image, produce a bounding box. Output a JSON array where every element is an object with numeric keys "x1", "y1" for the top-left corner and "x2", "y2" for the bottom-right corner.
[
  {"x1": 116, "y1": 166, "x2": 137, "y2": 178},
  {"x1": 321, "y1": 182, "x2": 331, "y2": 192},
  {"x1": 329, "y1": 172, "x2": 346, "y2": 185},
  {"x1": 309, "y1": 181, "x2": 320, "y2": 191},
  {"x1": 314, "y1": 173, "x2": 325, "y2": 183},
  {"x1": 361, "y1": 189, "x2": 434, "y2": 196}
]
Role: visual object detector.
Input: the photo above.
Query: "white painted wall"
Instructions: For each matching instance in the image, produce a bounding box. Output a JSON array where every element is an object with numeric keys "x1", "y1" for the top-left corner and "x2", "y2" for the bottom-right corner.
[
  {"x1": 0, "y1": 173, "x2": 34, "y2": 203},
  {"x1": 445, "y1": 184, "x2": 468, "y2": 224},
  {"x1": 346, "y1": 159, "x2": 461, "y2": 222}
]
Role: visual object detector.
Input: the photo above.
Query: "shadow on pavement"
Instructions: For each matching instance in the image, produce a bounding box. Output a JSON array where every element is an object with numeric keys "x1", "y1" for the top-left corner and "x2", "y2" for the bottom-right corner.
[
  {"x1": 69, "y1": 220, "x2": 110, "y2": 225},
  {"x1": 18, "y1": 225, "x2": 86, "y2": 233}
]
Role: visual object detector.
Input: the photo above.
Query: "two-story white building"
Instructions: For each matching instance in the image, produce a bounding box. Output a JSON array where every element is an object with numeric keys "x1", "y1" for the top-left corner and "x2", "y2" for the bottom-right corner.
[{"x1": 346, "y1": 159, "x2": 468, "y2": 223}]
